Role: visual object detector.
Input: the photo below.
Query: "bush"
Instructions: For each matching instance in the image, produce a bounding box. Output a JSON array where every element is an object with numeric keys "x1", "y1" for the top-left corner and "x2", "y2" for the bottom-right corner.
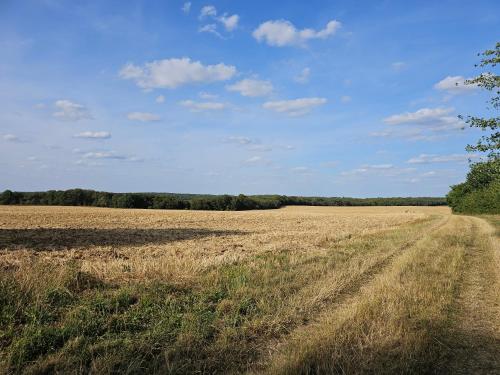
[{"x1": 447, "y1": 159, "x2": 500, "y2": 214}]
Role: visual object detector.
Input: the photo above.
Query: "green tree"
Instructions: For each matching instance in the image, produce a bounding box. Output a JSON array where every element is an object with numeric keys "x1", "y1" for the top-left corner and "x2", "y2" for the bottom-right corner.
[
  {"x1": 447, "y1": 42, "x2": 500, "y2": 214},
  {"x1": 461, "y1": 42, "x2": 499, "y2": 159}
]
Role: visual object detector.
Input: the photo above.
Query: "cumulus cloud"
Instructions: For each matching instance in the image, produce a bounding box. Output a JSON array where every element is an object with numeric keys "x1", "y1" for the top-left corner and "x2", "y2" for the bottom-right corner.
[
  {"x1": 434, "y1": 75, "x2": 478, "y2": 94},
  {"x1": 253, "y1": 19, "x2": 341, "y2": 47},
  {"x1": 181, "y1": 2, "x2": 191, "y2": 14},
  {"x1": 407, "y1": 153, "x2": 478, "y2": 164},
  {"x1": 340, "y1": 95, "x2": 352, "y2": 103},
  {"x1": 155, "y1": 95, "x2": 165, "y2": 103},
  {"x1": 294, "y1": 67, "x2": 310, "y2": 83},
  {"x1": 180, "y1": 100, "x2": 226, "y2": 112},
  {"x1": 218, "y1": 13, "x2": 239, "y2": 31},
  {"x1": 127, "y1": 112, "x2": 161, "y2": 122},
  {"x1": 263, "y1": 97, "x2": 327, "y2": 116},
  {"x1": 226, "y1": 78, "x2": 273, "y2": 97},
  {"x1": 73, "y1": 131, "x2": 111, "y2": 139},
  {"x1": 383, "y1": 107, "x2": 464, "y2": 131},
  {"x1": 119, "y1": 58, "x2": 236, "y2": 89},
  {"x1": 53, "y1": 100, "x2": 91, "y2": 121}
]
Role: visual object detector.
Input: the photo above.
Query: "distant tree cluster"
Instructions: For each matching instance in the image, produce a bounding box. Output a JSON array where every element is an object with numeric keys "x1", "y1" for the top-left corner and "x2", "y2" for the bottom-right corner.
[
  {"x1": 0, "y1": 189, "x2": 446, "y2": 211},
  {"x1": 447, "y1": 42, "x2": 499, "y2": 214}
]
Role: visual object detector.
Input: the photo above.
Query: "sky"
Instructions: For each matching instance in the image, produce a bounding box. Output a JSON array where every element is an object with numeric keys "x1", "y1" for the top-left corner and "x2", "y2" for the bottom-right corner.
[{"x1": 1, "y1": 0, "x2": 499, "y2": 197}]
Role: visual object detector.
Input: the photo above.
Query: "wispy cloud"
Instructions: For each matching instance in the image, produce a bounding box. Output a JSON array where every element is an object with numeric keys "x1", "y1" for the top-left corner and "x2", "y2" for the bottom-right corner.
[
  {"x1": 79, "y1": 150, "x2": 143, "y2": 163},
  {"x1": 127, "y1": 112, "x2": 161, "y2": 122},
  {"x1": 341, "y1": 164, "x2": 415, "y2": 177},
  {"x1": 263, "y1": 97, "x2": 327, "y2": 116},
  {"x1": 53, "y1": 100, "x2": 91, "y2": 121},
  {"x1": 3, "y1": 134, "x2": 21, "y2": 142},
  {"x1": 181, "y1": 2, "x2": 191, "y2": 14},
  {"x1": 407, "y1": 153, "x2": 478, "y2": 164},
  {"x1": 294, "y1": 67, "x2": 310, "y2": 83},
  {"x1": 391, "y1": 61, "x2": 406, "y2": 71},
  {"x1": 73, "y1": 131, "x2": 111, "y2": 139},
  {"x1": 180, "y1": 100, "x2": 227, "y2": 112}
]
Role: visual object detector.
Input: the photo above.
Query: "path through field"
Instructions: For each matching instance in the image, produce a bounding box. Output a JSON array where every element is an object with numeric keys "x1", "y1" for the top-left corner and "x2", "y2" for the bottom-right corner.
[
  {"x1": 256, "y1": 214, "x2": 500, "y2": 375},
  {"x1": 443, "y1": 217, "x2": 500, "y2": 374}
]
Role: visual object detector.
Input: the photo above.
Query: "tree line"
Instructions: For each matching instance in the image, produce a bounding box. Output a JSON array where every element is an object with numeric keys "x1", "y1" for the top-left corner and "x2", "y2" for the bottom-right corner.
[
  {"x1": 447, "y1": 42, "x2": 500, "y2": 214},
  {"x1": 0, "y1": 189, "x2": 447, "y2": 211}
]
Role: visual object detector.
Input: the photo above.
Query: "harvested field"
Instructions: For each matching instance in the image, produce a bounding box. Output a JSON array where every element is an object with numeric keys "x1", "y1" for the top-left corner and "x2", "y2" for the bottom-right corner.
[{"x1": 0, "y1": 205, "x2": 498, "y2": 374}]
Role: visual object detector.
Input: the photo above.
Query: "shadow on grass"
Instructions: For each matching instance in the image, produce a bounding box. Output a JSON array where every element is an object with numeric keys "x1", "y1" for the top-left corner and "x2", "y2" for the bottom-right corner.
[
  {"x1": 0, "y1": 228, "x2": 246, "y2": 250},
  {"x1": 275, "y1": 327, "x2": 500, "y2": 375}
]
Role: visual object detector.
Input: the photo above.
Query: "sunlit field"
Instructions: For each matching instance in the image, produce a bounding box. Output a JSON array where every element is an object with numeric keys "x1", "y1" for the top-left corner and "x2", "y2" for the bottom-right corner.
[{"x1": 0, "y1": 206, "x2": 498, "y2": 373}]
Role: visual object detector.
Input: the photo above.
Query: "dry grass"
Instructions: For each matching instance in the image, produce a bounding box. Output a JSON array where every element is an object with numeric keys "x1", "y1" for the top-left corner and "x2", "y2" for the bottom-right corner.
[
  {"x1": 0, "y1": 205, "x2": 497, "y2": 374},
  {"x1": 0, "y1": 205, "x2": 443, "y2": 283}
]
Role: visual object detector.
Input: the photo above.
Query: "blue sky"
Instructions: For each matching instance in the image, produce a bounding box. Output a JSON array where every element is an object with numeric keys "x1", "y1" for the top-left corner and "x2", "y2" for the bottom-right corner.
[{"x1": 1, "y1": 0, "x2": 499, "y2": 196}]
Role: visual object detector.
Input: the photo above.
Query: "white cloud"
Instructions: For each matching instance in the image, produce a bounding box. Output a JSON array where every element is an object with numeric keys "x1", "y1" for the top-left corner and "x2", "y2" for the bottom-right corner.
[
  {"x1": 340, "y1": 95, "x2": 351, "y2": 103},
  {"x1": 83, "y1": 151, "x2": 126, "y2": 160},
  {"x1": 198, "y1": 5, "x2": 238, "y2": 32},
  {"x1": 248, "y1": 144, "x2": 272, "y2": 152},
  {"x1": 119, "y1": 58, "x2": 236, "y2": 89},
  {"x1": 81, "y1": 151, "x2": 143, "y2": 162},
  {"x1": 383, "y1": 107, "x2": 464, "y2": 131},
  {"x1": 218, "y1": 14, "x2": 239, "y2": 31},
  {"x1": 434, "y1": 75, "x2": 478, "y2": 94},
  {"x1": 245, "y1": 156, "x2": 262, "y2": 163},
  {"x1": 3, "y1": 134, "x2": 20, "y2": 142},
  {"x1": 294, "y1": 67, "x2": 310, "y2": 83},
  {"x1": 34, "y1": 103, "x2": 46, "y2": 109},
  {"x1": 407, "y1": 153, "x2": 478, "y2": 164},
  {"x1": 74, "y1": 131, "x2": 111, "y2": 139},
  {"x1": 155, "y1": 95, "x2": 165, "y2": 103},
  {"x1": 199, "y1": 92, "x2": 218, "y2": 100},
  {"x1": 243, "y1": 155, "x2": 272, "y2": 165},
  {"x1": 53, "y1": 100, "x2": 91, "y2": 121},
  {"x1": 181, "y1": 2, "x2": 191, "y2": 14},
  {"x1": 253, "y1": 19, "x2": 341, "y2": 47},
  {"x1": 263, "y1": 97, "x2": 327, "y2": 116},
  {"x1": 226, "y1": 78, "x2": 273, "y2": 97},
  {"x1": 391, "y1": 62, "x2": 406, "y2": 71},
  {"x1": 127, "y1": 112, "x2": 161, "y2": 122},
  {"x1": 341, "y1": 164, "x2": 415, "y2": 177},
  {"x1": 291, "y1": 166, "x2": 312, "y2": 174},
  {"x1": 199, "y1": 24, "x2": 222, "y2": 38},
  {"x1": 223, "y1": 136, "x2": 254, "y2": 145},
  {"x1": 180, "y1": 100, "x2": 226, "y2": 112},
  {"x1": 199, "y1": 5, "x2": 217, "y2": 19}
]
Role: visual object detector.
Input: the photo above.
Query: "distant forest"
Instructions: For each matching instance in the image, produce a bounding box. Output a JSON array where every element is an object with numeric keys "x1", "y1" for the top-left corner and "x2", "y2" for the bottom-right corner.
[{"x1": 0, "y1": 189, "x2": 447, "y2": 211}]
